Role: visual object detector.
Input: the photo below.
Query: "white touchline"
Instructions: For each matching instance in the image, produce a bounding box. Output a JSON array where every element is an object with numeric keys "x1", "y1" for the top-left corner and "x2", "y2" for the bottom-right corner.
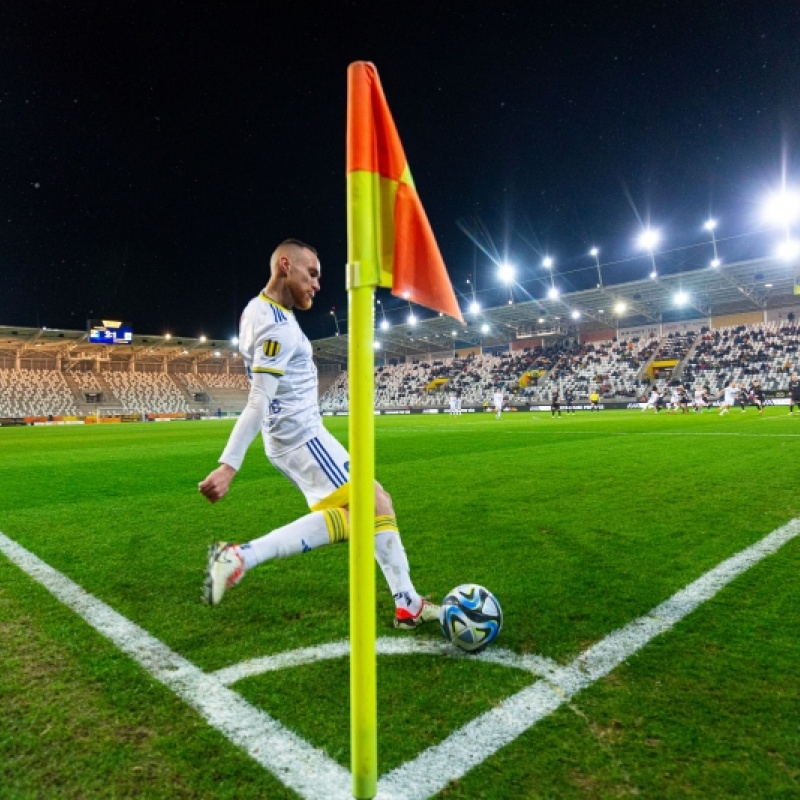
[
  {"x1": 1, "y1": 517, "x2": 798, "y2": 800},
  {"x1": 0, "y1": 532, "x2": 353, "y2": 800}
]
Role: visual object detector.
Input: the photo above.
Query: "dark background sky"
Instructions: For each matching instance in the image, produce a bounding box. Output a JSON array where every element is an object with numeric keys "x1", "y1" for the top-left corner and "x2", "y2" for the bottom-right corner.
[{"x1": 3, "y1": 2, "x2": 800, "y2": 340}]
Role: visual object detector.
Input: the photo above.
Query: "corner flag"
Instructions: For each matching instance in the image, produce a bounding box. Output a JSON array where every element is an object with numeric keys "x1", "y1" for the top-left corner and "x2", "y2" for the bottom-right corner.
[
  {"x1": 345, "y1": 61, "x2": 462, "y2": 799},
  {"x1": 347, "y1": 61, "x2": 464, "y2": 322}
]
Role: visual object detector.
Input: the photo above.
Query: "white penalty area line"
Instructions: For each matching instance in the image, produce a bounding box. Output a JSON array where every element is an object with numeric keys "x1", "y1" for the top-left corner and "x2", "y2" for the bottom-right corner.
[{"x1": 1, "y1": 519, "x2": 799, "y2": 800}]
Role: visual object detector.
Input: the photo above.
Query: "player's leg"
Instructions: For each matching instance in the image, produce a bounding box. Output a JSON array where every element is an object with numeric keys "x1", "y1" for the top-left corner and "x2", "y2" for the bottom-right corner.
[
  {"x1": 370, "y1": 482, "x2": 439, "y2": 628},
  {"x1": 203, "y1": 431, "x2": 353, "y2": 606}
]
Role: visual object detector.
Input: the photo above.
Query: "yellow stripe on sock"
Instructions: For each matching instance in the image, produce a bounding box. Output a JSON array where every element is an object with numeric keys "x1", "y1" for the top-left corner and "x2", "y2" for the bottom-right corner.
[
  {"x1": 374, "y1": 515, "x2": 398, "y2": 534},
  {"x1": 323, "y1": 508, "x2": 349, "y2": 544}
]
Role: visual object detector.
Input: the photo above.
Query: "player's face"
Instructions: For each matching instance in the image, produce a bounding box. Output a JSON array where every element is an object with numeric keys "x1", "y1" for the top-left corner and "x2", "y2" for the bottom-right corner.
[{"x1": 286, "y1": 250, "x2": 321, "y2": 311}]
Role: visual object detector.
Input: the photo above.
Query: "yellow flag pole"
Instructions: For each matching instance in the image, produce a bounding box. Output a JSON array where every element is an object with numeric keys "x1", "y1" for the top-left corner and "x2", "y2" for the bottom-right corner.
[{"x1": 347, "y1": 255, "x2": 378, "y2": 795}]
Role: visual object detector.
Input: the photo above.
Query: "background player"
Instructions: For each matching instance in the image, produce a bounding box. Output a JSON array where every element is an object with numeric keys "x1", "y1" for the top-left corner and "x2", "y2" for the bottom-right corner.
[
  {"x1": 492, "y1": 389, "x2": 505, "y2": 419},
  {"x1": 789, "y1": 373, "x2": 800, "y2": 414},
  {"x1": 717, "y1": 381, "x2": 738, "y2": 416}
]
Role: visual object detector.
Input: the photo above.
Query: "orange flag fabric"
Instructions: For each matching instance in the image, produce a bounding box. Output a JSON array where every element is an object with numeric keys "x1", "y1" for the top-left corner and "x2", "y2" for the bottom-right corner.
[{"x1": 346, "y1": 61, "x2": 464, "y2": 323}]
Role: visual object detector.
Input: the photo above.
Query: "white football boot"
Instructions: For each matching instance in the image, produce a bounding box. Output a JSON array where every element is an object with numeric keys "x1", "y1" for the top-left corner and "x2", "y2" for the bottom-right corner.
[
  {"x1": 393, "y1": 598, "x2": 441, "y2": 630},
  {"x1": 203, "y1": 542, "x2": 245, "y2": 606}
]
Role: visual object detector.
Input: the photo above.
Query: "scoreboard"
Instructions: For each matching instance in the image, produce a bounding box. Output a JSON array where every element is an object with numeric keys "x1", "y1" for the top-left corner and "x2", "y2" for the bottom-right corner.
[{"x1": 88, "y1": 319, "x2": 133, "y2": 345}]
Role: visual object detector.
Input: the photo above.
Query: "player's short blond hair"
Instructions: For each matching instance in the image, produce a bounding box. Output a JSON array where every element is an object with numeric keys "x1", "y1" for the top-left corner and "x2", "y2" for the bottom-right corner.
[{"x1": 270, "y1": 239, "x2": 317, "y2": 273}]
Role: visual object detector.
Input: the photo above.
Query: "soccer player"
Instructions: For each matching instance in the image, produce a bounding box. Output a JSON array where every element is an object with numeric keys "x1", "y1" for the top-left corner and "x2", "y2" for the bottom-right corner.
[
  {"x1": 751, "y1": 381, "x2": 766, "y2": 415},
  {"x1": 789, "y1": 373, "x2": 800, "y2": 414},
  {"x1": 678, "y1": 386, "x2": 690, "y2": 414},
  {"x1": 668, "y1": 386, "x2": 680, "y2": 414},
  {"x1": 492, "y1": 389, "x2": 505, "y2": 419},
  {"x1": 448, "y1": 392, "x2": 458, "y2": 416},
  {"x1": 717, "y1": 381, "x2": 738, "y2": 416},
  {"x1": 564, "y1": 388, "x2": 576, "y2": 414},
  {"x1": 589, "y1": 390, "x2": 600, "y2": 411},
  {"x1": 737, "y1": 384, "x2": 748, "y2": 413},
  {"x1": 643, "y1": 388, "x2": 660, "y2": 413},
  {"x1": 550, "y1": 389, "x2": 561, "y2": 418},
  {"x1": 455, "y1": 394, "x2": 462, "y2": 416},
  {"x1": 199, "y1": 240, "x2": 439, "y2": 630},
  {"x1": 693, "y1": 385, "x2": 705, "y2": 413}
]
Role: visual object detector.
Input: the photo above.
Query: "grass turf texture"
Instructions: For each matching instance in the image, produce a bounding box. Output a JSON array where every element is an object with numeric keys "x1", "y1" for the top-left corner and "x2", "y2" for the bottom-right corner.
[{"x1": 0, "y1": 409, "x2": 798, "y2": 797}]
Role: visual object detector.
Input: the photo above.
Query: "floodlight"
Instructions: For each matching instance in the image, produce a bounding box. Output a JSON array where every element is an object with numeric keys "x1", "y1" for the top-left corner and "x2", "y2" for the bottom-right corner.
[
  {"x1": 537, "y1": 317, "x2": 545, "y2": 323},
  {"x1": 589, "y1": 247, "x2": 599, "y2": 257},
  {"x1": 373, "y1": 340, "x2": 381, "y2": 350},
  {"x1": 481, "y1": 323, "x2": 490, "y2": 334},
  {"x1": 542, "y1": 256, "x2": 554, "y2": 269},
  {"x1": 763, "y1": 190, "x2": 800, "y2": 227},
  {"x1": 214, "y1": 350, "x2": 221, "y2": 357},
  {"x1": 571, "y1": 310, "x2": 581, "y2": 320},
  {"x1": 710, "y1": 258, "x2": 721, "y2": 268},
  {"x1": 407, "y1": 312, "x2": 417, "y2": 326},
  {"x1": 498, "y1": 262, "x2": 515, "y2": 283},
  {"x1": 674, "y1": 291, "x2": 689, "y2": 306},
  {"x1": 230, "y1": 336, "x2": 238, "y2": 345},
  {"x1": 637, "y1": 229, "x2": 660, "y2": 251},
  {"x1": 777, "y1": 239, "x2": 800, "y2": 261},
  {"x1": 614, "y1": 301, "x2": 627, "y2": 314},
  {"x1": 469, "y1": 301, "x2": 481, "y2": 314},
  {"x1": 547, "y1": 286, "x2": 559, "y2": 299},
  {"x1": 199, "y1": 335, "x2": 207, "y2": 343},
  {"x1": 650, "y1": 270, "x2": 658, "y2": 279},
  {"x1": 164, "y1": 333, "x2": 172, "y2": 340},
  {"x1": 704, "y1": 219, "x2": 717, "y2": 232},
  {"x1": 380, "y1": 319, "x2": 389, "y2": 330}
]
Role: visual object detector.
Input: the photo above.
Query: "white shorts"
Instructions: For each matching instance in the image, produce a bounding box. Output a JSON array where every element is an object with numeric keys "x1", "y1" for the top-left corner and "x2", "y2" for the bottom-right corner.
[{"x1": 267, "y1": 427, "x2": 350, "y2": 511}]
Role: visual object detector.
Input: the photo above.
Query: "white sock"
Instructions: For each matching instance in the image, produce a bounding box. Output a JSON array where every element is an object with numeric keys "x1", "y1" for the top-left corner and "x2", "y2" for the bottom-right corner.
[
  {"x1": 239, "y1": 509, "x2": 346, "y2": 570},
  {"x1": 374, "y1": 525, "x2": 421, "y2": 615}
]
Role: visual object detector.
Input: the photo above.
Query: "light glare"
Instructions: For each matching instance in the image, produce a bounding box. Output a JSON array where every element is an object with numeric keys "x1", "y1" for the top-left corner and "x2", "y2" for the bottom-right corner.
[
  {"x1": 777, "y1": 239, "x2": 800, "y2": 261},
  {"x1": 638, "y1": 229, "x2": 660, "y2": 251},
  {"x1": 763, "y1": 190, "x2": 800, "y2": 227},
  {"x1": 498, "y1": 262, "x2": 515, "y2": 283}
]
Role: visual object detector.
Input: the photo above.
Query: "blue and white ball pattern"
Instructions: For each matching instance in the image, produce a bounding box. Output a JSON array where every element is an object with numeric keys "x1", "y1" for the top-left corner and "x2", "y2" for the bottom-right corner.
[{"x1": 439, "y1": 584, "x2": 503, "y2": 653}]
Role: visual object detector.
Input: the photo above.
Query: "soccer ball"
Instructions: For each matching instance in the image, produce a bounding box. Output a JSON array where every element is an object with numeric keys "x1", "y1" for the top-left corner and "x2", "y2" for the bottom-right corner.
[{"x1": 439, "y1": 584, "x2": 503, "y2": 653}]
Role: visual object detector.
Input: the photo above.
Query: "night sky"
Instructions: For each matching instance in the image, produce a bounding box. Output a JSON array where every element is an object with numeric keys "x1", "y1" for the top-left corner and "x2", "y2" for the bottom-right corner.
[{"x1": 3, "y1": 2, "x2": 800, "y2": 341}]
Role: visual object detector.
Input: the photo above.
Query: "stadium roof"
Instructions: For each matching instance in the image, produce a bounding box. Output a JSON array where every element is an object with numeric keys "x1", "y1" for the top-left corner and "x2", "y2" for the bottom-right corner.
[
  {"x1": 3, "y1": 255, "x2": 798, "y2": 367},
  {"x1": 311, "y1": 255, "x2": 800, "y2": 364}
]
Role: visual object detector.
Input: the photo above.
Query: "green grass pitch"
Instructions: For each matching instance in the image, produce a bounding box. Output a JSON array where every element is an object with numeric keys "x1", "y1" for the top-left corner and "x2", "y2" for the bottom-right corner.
[{"x1": 1, "y1": 409, "x2": 799, "y2": 798}]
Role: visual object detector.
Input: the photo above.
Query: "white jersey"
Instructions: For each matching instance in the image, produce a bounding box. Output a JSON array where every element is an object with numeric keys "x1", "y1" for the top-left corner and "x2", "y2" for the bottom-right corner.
[
  {"x1": 723, "y1": 386, "x2": 738, "y2": 405},
  {"x1": 648, "y1": 391, "x2": 659, "y2": 404},
  {"x1": 493, "y1": 392, "x2": 504, "y2": 409},
  {"x1": 694, "y1": 388, "x2": 704, "y2": 404},
  {"x1": 449, "y1": 395, "x2": 458, "y2": 412},
  {"x1": 239, "y1": 292, "x2": 322, "y2": 457}
]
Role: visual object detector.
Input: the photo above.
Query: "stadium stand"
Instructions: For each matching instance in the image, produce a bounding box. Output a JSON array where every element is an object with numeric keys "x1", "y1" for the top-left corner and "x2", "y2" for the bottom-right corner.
[
  {"x1": 0, "y1": 368, "x2": 78, "y2": 417},
  {"x1": 102, "y1": 372, "x2": 190, "y2": 413}
]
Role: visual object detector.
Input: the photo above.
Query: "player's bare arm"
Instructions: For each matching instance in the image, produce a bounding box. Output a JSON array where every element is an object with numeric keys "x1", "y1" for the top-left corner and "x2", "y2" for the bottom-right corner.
[{"x1": 199, "y1": 463, "x2": 237, "y2": 503}]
